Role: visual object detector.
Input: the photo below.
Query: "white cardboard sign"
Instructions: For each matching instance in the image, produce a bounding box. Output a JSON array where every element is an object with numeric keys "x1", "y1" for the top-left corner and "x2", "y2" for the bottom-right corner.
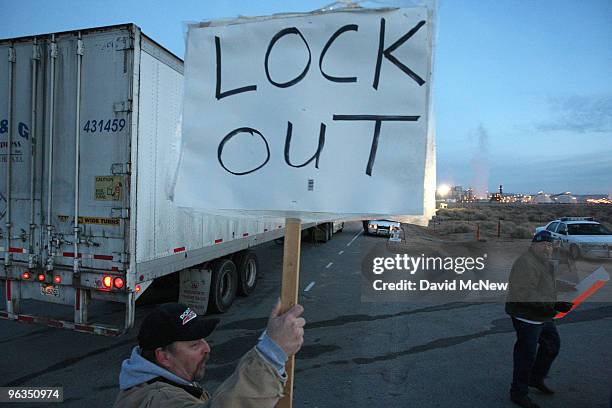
[{"x1": 174, "y1": 7, "x2": 434, "y2": 217}]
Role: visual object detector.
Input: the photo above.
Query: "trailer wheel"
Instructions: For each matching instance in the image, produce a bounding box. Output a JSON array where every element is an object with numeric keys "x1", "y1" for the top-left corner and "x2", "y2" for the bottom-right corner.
[
  {"x1": 208, "y1": 259, "x2": 237, "y2": 313},
  {"x1": 235, "y1": 251, "x2": 258, "y2": 296}
]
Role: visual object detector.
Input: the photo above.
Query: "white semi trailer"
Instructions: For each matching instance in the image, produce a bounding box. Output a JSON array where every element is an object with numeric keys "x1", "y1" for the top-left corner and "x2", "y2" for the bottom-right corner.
[{"x1": 0, "y1": 24, "x2": 342, "y2": 335}]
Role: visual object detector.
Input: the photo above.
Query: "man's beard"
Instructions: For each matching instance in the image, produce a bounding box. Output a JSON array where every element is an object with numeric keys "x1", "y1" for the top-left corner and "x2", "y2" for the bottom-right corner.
[{"x1": 193, "y1": 355, "x2": 209, "y2": 381}]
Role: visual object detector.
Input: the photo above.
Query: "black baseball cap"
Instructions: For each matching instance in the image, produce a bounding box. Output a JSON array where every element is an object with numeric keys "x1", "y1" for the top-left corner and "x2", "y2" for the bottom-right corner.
[
  {"x1": 532, "y1": 230, "x2": 554, "y2": 243},
  {"x1": 138, "y1": 303, "x2": 219, "y2": 351}
]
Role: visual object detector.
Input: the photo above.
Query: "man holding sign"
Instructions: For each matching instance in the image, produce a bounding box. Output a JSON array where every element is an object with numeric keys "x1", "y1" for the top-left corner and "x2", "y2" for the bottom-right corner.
[
  {"x1": 505, "y1": 231, "x2": 573, "y2": 408},
  {"x1": 114, "y1": 301, "x2": 304, "y2": 407}
]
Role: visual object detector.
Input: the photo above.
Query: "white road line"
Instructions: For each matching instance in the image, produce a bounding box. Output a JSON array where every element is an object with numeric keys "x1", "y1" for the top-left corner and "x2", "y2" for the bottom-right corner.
[
  {"x1": 304, "y1": 281, "x2": 316, "y2": 292},
  {"x1": 346, "y1": 230, "x2": 363, "y2": 247},
  {"x1": 338, "y1": 250, "x2": 344, "y2": 255},
  {"x1": 326, "y1": 262, "x2": 333, "y2": 269}
]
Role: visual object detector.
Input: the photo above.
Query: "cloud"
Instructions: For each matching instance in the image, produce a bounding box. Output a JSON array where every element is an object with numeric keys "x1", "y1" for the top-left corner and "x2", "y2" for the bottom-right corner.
[{"x1": 537, "y1": 95, "x2": 612, "y2": 133}]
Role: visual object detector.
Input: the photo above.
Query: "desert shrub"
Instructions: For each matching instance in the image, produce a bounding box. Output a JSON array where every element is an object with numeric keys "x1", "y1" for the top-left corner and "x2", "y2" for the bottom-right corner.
[
  {"x1": 432, "y1": 203, "x2": 612, "y2": 236},
  {"x1": 436, "y1": 209, "x2": 450, "y2": 217},
  {"x1": 510, "y1": 226, "x2": 534, "y2": 239},
  {"x1": 436, "y1": 209, "x2": 457, "y2": 220},
  {"x1": 511, "y1": 213, "x2": 529, "y2": 223},
  {"x1": 481, "y1": 221, "x2": 497, "y2": 232},
  {"x1": 452, "y1": 223, "x2": 472, "y2": 233},
  {"x1": 433, "y1": 221, "x2": 473, "y2": 235},
  {"x1": 474, "y1": 212, "x2": 488, "y2": 221},
  {"x1": 527, "y1": 214, "x2": 541, "y2": 222}
]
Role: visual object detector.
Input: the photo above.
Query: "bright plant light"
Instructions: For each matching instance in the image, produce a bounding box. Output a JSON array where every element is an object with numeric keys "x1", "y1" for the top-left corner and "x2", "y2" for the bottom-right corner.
[{"x1": 437, "y1": 184, "x2": 451, "y2": 196}]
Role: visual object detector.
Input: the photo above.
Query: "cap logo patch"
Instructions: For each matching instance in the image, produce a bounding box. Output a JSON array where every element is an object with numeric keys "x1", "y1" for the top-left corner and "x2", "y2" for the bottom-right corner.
[{"x1": 179, "y1": 308, "x2": 197, "y2": 325}]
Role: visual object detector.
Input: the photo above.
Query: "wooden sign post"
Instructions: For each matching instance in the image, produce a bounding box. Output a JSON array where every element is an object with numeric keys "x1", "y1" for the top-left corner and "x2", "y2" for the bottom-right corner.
[{"x1": 278, "y1": 218, "x2": 302, "y2": 408}]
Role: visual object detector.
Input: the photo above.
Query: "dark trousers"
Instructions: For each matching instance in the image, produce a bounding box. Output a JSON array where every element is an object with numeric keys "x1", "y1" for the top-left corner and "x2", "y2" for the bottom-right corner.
[{"x1": 510, "y1": 317, "x2": 560, "y2": 397}]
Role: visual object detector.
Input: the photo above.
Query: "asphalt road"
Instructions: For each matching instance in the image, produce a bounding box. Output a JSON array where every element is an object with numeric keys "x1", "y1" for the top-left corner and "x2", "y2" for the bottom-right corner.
[{"x1": 1, "y1": 221, "x2": 611, "y2": 407}]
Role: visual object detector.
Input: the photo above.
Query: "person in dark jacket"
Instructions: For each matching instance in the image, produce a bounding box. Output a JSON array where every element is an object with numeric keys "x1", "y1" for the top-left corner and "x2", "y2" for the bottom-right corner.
[{"x1": 505, "y1": 230, "x2": 573, "y2": 408}]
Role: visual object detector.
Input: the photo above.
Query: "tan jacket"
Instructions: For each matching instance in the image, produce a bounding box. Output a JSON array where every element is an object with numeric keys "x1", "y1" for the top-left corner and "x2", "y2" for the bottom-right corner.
[{"x1": 114, "y1": 348, "x2": 285, "y2": 408}]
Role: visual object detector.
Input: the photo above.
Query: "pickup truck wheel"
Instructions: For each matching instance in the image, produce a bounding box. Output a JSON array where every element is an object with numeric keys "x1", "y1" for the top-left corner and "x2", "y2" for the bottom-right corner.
[
  {"x1": 208, "y1": 259, "x2": 237, "y2": 313},
  {"x1": 569, "y1": 244, "x2": 581, "y2": 260},
  {"x1": 235, "y1": 251, "x2": 258, "y2": 296}
]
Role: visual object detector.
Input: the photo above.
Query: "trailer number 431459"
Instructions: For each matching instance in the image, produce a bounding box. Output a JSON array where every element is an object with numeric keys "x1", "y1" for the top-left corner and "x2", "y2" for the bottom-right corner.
[{"x1": 83, "y1": 119, "x2": 126, "y2": 133}]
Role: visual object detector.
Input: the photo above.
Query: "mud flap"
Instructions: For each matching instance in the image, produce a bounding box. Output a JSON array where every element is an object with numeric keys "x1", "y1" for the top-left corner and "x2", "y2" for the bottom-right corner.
[{"x1": 179, "y1": 267, "x2": 212, "y2": 315}]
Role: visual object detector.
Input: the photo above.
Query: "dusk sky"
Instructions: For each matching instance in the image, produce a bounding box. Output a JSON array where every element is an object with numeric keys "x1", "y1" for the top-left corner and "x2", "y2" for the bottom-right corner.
[{"x1": 2, "y1": 0, "x2": 611, "y2": 196}]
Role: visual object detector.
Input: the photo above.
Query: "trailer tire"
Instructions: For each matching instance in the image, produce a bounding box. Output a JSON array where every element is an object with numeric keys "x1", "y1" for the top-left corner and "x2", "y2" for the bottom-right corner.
[
  {"x1": 235, "y1": 251, "x2": 258, "y2": 296},
  {"x1": 208, "y1": 259, "x2": 237, "y2": 313}
]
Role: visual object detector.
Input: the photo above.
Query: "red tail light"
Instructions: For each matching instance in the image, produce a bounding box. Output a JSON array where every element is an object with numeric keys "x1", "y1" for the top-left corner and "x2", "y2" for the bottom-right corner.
[
  {"x1": 37, "y1": 274, "x2": 46, "y2": 282},
  {"x1": 135, "y1": 284, "x2": 141, "y2": 293},
  {"x1": 22, "y1": 272, "x2": 31, "y2": 280},
  {"x1": 113, "y1": 277, "x2": 124, "y2": 289},
  {"x1": 102, "y1": 276, "x2": 113, "y2": 288},
  {"x1": 53, "y1": 275, "x2": 62, "y2": 284}
]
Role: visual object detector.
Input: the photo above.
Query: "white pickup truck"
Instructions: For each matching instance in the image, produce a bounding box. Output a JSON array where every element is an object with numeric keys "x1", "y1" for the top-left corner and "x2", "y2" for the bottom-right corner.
[{"x1": 535, "y1": 217, "x2": 612, "y2": 259}]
